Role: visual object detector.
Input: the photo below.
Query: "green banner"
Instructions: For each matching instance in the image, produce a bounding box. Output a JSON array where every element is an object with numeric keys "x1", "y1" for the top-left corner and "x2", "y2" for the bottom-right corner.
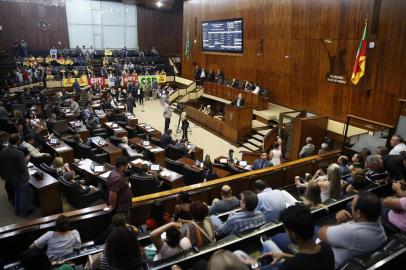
[{"x1": 138, "y1": 75, "x2": 167, "y2": 86}]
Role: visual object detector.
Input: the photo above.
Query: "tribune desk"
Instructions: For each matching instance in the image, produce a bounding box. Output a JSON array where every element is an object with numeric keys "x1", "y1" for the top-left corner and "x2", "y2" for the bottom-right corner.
[
  {"x1": 130, "y1": 158, "x2": 184, "y2": 189},
  {"x1": 176, "y1": 157, "x2": 232, "y2": 178},
  {"x1": 104, "y1": 122, "x2": 128, "y2": 138},
  {"x1": 45, "y1": 138, "x2": 75, "y2": 164},
  {"x1": 204, "y1": 81, "x2": 268, "y2": 110},
  {"x1": 136, "y1": 123, "x2": 162, "y2": 140},
  {"x1": 89, "y1": 136, "x2": 123, "y2": 164},
  {"x1": 28, "y1": 163, "x2": 62, "y2": 216},
  {"x1": 129, "y1": 137, "x2": 166, "y2": 166},
  {"x1": 69, "y1": 121, "x2": 90, "y2": 141}
]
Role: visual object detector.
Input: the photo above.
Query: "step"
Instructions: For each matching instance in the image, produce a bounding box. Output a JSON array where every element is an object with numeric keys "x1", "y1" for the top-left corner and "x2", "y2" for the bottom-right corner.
[
  {"x1": 252, "y1": 134, "x2": 264, "y2": 141},
  {"x1": 247, "y1": 138, "x2": 262, "y2": 147},
  {"x1": 252, "y1": 120, "x2": 268, "y2": 129},
  {"x1": 257, "y1": 129, "x2": 273, "y2": 136},
  {"x1": 241, "y1": 142, "x2": 261, "y2": 152}
]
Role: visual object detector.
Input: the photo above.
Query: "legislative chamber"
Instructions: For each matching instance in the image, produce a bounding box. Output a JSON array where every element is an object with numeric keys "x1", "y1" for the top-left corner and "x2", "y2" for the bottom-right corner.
[{"x1": 0, "y1": 0, "x2": 405, "y2": 269}]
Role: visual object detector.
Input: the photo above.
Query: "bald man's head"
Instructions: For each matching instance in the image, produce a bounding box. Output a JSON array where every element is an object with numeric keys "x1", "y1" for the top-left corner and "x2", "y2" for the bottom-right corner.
[{"x1": 221, "y1": 185, "x2": 232, "y2": 197}]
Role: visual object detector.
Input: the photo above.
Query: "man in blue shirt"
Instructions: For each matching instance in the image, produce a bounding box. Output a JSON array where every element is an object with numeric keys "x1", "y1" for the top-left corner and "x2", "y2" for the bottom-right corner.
[
  {"x1": 254, "y1": 180, "x2": 297, "y2": 222},
  {"x1": 210, "y1": 191, "x2": 267, "y2": 237},
  {"x1": 73, "y1": 79, "x2": 80, "y2": 92}
]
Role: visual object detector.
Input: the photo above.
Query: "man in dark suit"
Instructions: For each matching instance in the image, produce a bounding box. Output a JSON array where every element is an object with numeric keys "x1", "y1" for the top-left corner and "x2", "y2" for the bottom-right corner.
[
  {"x1": 160, "y1": 129, "x2": 175, "y2": 148},
  {"x1": 233, "y1": 93, "x2": 246, "y2": 107},
  {"x1": 216, "y1": 68, "x2": 224, "y2": 84},
  {"x1": 0, "y1": 134, "x2": 31, "y2": 216},
  {"x1": 229, "y1": 78, "x2": 239, "y2": 88},
  {"x1": 252, "y1": 152, "x2": 273, "y2": 170}
]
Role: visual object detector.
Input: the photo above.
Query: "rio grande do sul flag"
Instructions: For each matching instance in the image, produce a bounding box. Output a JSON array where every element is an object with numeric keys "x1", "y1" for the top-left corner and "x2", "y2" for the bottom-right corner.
[{"x1": 351, "y1": 20, "x2": 368, "y2": 85}]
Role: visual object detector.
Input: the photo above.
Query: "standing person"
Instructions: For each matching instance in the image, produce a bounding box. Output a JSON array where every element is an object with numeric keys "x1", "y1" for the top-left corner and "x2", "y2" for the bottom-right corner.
[
  {"x1": 163, "y1": 100, "x2": 172, "y2": 132},
  {"x1": 181, "y1": 113, "x2": 189, "y2": 140},
  {"x1": 107, "y1": 157, "x2": 133, "y2": 218},
  {"x1": 270, "y1": 142, "x2": 282, "y2": 166},
  {"x1": 252, "y1": 152, "x2": 273, "y2": 170},
  {"x1": 0, "y1": 134, "x2": 31, "y2": 216},
  {"x1": 389, "y1": 134, "x2": 406, "y2": 155},
  {"x1": 126, "y1": 92, "x2": 136, "y2": 114},
  {"x1": 137, "y1": 86, "x2": 144, "y2": 105}
]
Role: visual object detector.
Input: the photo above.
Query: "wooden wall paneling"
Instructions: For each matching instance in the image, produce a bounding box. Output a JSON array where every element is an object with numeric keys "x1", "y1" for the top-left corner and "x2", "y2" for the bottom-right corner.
[
  {"x1": 0, "y1": 2, "x2": 69, "y2": 55},
  {"x1": 137, "y1": 5, "x2": 183, "y2": 55},
  {"x1": 182, "y1": 0, "x2": 406, "y2": 125}
]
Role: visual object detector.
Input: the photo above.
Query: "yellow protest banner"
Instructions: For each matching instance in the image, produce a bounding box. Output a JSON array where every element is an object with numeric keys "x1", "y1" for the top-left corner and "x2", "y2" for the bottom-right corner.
[{"x1": 62, "y1": 75, "x2": 89, "y2": 87}]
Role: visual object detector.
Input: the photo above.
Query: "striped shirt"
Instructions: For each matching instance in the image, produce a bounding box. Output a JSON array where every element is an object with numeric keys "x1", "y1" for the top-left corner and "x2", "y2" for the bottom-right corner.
[{"x1": 215, "y1": 210, "x2": 267, "y2": 237}]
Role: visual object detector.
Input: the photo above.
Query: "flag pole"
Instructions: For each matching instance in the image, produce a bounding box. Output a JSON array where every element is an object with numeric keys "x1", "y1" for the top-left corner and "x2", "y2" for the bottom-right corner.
[{"x1": 363, "y1": 17, "x2": 371, "y2": 95}]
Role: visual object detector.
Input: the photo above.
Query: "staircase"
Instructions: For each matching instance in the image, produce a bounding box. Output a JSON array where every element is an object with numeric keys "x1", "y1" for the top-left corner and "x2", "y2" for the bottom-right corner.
[{"x1": 238, "y1": 120, "x2": 278, "y2": 152}]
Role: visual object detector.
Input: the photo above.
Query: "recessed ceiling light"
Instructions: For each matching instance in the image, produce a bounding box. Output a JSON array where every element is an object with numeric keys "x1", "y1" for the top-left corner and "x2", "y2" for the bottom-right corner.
[{"x1": 156, "y1": 1, "x2": 163, "y2": 8}]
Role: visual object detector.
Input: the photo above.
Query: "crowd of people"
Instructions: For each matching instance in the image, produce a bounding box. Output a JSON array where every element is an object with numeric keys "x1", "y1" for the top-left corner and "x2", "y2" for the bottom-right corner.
[{"x1": 2, "y1": 129, "x2": 404, "y2": 269}]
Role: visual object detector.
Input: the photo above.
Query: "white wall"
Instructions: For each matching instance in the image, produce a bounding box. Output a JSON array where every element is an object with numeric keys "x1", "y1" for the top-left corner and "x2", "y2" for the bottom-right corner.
[{"x1": 66, "y1": 0, "x2": 138, "y2": 49}]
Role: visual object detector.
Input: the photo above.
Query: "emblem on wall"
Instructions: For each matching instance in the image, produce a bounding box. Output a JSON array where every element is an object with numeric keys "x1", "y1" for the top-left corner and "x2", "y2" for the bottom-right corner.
[
  {"x1": 322, "y1": 39, "x2": 347, "y2": 85},
  {"x1": 37, "y1": 19, "x2": 50, "y2": 31}
]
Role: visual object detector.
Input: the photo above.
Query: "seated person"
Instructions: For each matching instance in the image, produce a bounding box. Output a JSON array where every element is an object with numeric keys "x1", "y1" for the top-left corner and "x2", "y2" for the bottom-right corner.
[
  {"x1": 90, "y1": 225, "x2": 145, "y2": 269},
  {"x1": 232, "y1": 93, "x2": 245, "y2": 107},
  {"x1": 21, "y1": 134, "x2": 52, "y2": 159},
  {"x1": 180, "y1": 201, "x2": 215, "y2": 248},
  {"x1": 302, "y1": 181, "x2": 324, "y2": 209},
  {"x1": 236, "y1": 204, "x2": 335, "y2": 270},
  {"x1": 30, "y1": 215, "x2": 81, "y2": 260},
  {"x1": 382, "y1": 182, "x2": 406, "y2": 231},
  {"x1": 173, "y1": 191, "x2": 193, "y2": 221},
  {"x1": 202, "y1": 159, "x2": 217, "y2": 182},
  {"x1": 350, "y1": 153, "x2": 364, "y2": 169},
  {"x1": 344, "y1": 168, "x2": 369, "y2": 193},
  {"x1": 254, "y1": 180, "x2": 297, "y2": 222},
  {"x1": 318, "y1": 143, "x2": 330, "y2": 154},
  {"x1": 20, "y1": 247, "x2": 74, "y2": 270},
  {"x1": 51, "y1": 156, "x2": 71, "y2": 176},
  {"x1": 119, "y1": 136, "x2": 143, "y2": 159},
  {"x1": 364, "y1": 155, "x2": 388, "y2": 183},
  {"x1": 160, "y1": 129, "x2": 175, "y2": 148},
  {"x1": 202, "y1": 105, "x2": 214, "y2": 117},
  {"x1": 299, "y1": 137, "x2": 315, "y2": 158},
  {"x1": 318, "y1": 191, "x2": 387, "y2": 269},
  {"x1": 337, "y1": 155, "x2": 350, "y2": 176},
  {"x1": 209, "y1": 185, "x2": 240, "y2": 215},
  {"x1": 146, "y1": 201, "x2": 171, "y2": 231},
  {"x1": 210, "y1": 191, "x2": 267, "y2": 237},
  {"x1": 69, "y1": 99, "x2": 80, "y2": 118},
  {"x1": 174, "y1": 138, "x2": 193, "y2": 155},
  {"x1": 150, "y1": 222, "x2": 192, "y2": 261},
  {"x1": 252, "y1": 152, "x2": 273, "y2": 170},
  {"x1": 65, "y1": 171, "x2": 98, "y2": 195}
]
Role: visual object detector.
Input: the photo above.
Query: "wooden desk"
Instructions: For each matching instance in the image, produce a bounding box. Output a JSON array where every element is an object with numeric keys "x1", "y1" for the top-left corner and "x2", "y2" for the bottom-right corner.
[
  {"x1": 190, "y1": 146, "x2": 204, "y2": 161},
  {"x1": 104, "y1": 122, "x2": 128, "y2": 138},
  {"x1": 214, "y1": 156, "x2": 252, "y2": 171},
  {"x1": 204, "y1": 82, "x2": 268, "y2": 110},
  {"x1": 130, "y1": 159, "x2": 184, "y2": 189},
  {"x1": 28, "y1": 165, "x2": 62, "y2": 216},
  {"x1": 128, "y1": 137, "x2": 166, "y2": 166},
  {"x1": 72, "y1": 158, "x2": 112, "y2": 183},
  {"x1": 176, "y1": 157, "x2": 231, "y2": 178},
  {"x1": 124, "y1": 113, "x2": 138, "y2": 127},
  {"x1": 95, "y1": 110, "x2": 107, "y2": 125},
  {"x1": 89, "y1": 136, "x2": 123, "y2": 164},
  {"x1": 29, "y1": 119, "x2": 48, "y2": 136},
  {"x1": 185, "y1": 106, "x2": 252, "y2": 143},
  {"x1": 45, "y1": 139, "x2": 75, "y2": 164},
  {"x1": 136, "y1": 123, "x2": 162, "y2": 140},
  {"x1": 69, "y1": 121, "x2": 90, "y2": 141}
]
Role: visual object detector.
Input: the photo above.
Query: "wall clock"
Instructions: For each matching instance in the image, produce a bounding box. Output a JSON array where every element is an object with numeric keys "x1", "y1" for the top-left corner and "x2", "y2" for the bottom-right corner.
[{"x1": 37, "y1": 19, "x2": 50, "y2": 31}]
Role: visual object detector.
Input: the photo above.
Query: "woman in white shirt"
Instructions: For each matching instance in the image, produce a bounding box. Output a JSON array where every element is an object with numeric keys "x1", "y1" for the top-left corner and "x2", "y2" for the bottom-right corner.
[
  {"x1": 269, "y1": 142, "x2": 282, "y2": 166},
  {"x1": 31, "y1": 215, "x2": 81, "y2": 259}
]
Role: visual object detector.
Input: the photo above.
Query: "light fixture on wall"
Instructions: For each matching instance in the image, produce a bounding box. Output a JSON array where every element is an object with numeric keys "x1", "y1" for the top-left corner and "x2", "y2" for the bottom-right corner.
[{"x1": 156, "y1": 1, "x2": 163, "y2": 8}]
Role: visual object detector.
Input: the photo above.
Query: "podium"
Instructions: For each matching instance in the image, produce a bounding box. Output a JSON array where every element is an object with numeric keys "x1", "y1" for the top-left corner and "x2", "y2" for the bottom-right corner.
[{"x1": 224, "y1": 104, "x2": 253, "y2": 130}]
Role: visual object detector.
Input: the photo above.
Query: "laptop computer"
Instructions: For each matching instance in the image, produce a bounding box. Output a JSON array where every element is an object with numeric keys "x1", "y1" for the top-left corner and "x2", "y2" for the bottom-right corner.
[
  {"x1": 142, "y1": 141, "x2": 150, "y2": 146},
  {"x1": 50, "y1": 138, "x2": 58, "y2": 145},
  {"x1": 90, "y1": 162, "x2": 104, "y2": 173},
  {"x1": 150, "y1": 164, "x2": 160, "y2": 171}
]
